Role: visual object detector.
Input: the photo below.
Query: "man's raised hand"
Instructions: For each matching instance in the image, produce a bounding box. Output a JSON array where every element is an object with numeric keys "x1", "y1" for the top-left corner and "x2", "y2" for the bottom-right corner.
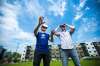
[{"x1": 39, "y1": 16, "x2": 45, "y2": 25}]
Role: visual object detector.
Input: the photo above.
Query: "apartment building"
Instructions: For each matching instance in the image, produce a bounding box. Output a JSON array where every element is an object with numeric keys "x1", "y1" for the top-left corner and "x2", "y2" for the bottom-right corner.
[
  {"x1": 50, "y1": 44, "x2": 61, "y2": 60},
  {"x1": 85, "y1": 42, "x2": 99, "y2": 56},
  {"x1": 76, "y1": 42, "x2": 99, "y2": 58},
  {"x1": 92, "y1": 42, "x2": 100, "y2": 56},
  {"x1": 21, "y1": 45, "x2": 33, "y2": 61}
]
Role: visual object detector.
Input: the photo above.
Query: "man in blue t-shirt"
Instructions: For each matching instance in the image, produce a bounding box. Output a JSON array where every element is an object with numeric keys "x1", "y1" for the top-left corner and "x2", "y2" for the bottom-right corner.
[{"x1": 33, "y1": 16, "x2": 53, "y2": 66}]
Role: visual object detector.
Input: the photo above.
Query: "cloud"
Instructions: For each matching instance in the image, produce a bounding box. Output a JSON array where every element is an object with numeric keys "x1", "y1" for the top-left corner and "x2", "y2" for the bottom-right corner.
[
  {"x1": 25, "y1": 0, "x2": 45, "y2": 17},
  {"x1": 17, "y1": 38, "x2": 36, "y2": 54},
  {"x1": 76, "y1": 17, "x2": 98, "y2": 42},
  {"x1": 0, "y1": 3, "x2": 21, "y2": 41},
  {"x1": 85, "y1": 7, "x2": 90, "y2": 10},
  {"x1": 79, "y1": 0, "x2": 87, "y2": 9},
  {"x1": 48, "y1": 0, "x2": 66, "y2": 17},
  {"x1": 0, "y1": 1, "x2": 35, "y2": 52},
  {"x1": 73, "y1": 0, "x2": 87, "y2": 22},
  {"x1": 74, "y1": 11, "x2": 83, "y2": 21},
  {"x1": 73, "y1": 0, "x2": 99, "y2": 42},
  {"x1": 88, "y1": 37, "x2": 100, "y2": 42}
]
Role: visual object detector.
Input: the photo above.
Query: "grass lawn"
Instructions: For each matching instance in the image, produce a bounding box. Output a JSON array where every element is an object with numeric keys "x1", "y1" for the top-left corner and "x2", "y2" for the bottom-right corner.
[{"x1": 0, "y1": 59, "x2": 100, "y2": 66}]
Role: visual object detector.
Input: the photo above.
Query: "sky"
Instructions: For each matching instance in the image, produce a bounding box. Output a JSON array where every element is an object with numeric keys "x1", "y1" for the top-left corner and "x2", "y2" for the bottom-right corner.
[{"x1": 0, "y1": 0, "x2": 100, "y2": 53}]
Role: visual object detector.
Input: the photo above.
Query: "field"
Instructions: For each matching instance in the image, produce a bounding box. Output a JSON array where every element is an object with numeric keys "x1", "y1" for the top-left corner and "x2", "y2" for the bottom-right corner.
[{"x1": 0, "y1": 59, "x2": 100, "y2": 66}]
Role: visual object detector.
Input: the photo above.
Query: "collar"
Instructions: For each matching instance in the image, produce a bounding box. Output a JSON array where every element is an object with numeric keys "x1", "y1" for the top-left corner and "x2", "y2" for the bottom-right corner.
[
  {"x1": 41, "y1": 31, "x2": 46, "y2": 33},
  {"x1": 61, "y1": 30, "x2": 66, "y2": 32}
]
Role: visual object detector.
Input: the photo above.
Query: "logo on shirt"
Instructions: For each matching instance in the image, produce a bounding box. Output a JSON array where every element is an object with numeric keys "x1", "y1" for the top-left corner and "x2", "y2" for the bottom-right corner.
[{"x1": 41, "y1": 34, "x2": 46, "y2": 39}]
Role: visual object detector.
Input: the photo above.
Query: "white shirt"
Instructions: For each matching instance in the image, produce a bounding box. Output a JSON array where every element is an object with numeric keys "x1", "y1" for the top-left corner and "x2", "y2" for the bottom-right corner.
[{"x1": 57, "y1": 31, "x2": 74, "y2": 49}]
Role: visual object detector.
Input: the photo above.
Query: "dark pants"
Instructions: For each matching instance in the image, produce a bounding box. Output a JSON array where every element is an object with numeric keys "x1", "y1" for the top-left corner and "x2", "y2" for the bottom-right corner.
[{"x1": 33, "y1": 50, "x2": 51, "y2": 66}]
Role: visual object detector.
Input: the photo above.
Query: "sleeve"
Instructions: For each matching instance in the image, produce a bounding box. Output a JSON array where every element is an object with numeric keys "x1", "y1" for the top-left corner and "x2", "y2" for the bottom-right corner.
[
  {"x1": 48, "y1": 34, "x2": 50, "y2": 39},
  {"x1": 36, "y1": 32, "x2": 39, "y2": 38}
]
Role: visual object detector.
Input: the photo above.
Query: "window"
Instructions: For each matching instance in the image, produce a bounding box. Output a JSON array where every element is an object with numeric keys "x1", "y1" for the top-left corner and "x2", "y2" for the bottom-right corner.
[
  {"x1": 79, "y1": 48, "x2": 81, "y2": 50},
  {"x1": 91, "y1": 43, "x2": 93, "y2": 45},
  {"x1": 96, "y1": 55, "x2": 98, "y2": 56},
  {"x1": 89, "y1": 51, "x2": 91, "y2": 53},
  {"x1": 91, "y1": 55, "x2": 93, "y2": 56},
  {"x1": 88, "y1": 47, "x2": 90, "y2": 49},
  {"x1": 92, "y1": 47, "x2": 94, "y2": 49},
  {"x1": 94, "y1": 51, "x2": 96, "y2": 53}
]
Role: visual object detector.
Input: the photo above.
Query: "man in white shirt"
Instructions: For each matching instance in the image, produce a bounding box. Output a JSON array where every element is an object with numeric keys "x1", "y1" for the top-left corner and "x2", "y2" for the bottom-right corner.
[{"x1": 52, "y1": 24, "x2": 81, "y2": 66}]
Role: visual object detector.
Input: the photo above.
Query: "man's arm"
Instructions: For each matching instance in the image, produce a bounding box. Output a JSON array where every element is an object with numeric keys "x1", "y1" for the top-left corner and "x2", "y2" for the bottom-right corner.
[
  {"x1": 49, "y1": 25, "x2": 60, "y2": 40},
  {"x1": 66, "y1": 24, "x2": 75, "y2": 35},
  {"x1": 34, "y1": 16, "x2": 44, "y2": 36},
  {"x1": 70, "y1": 27, "x2": 75, "y2": 35},
  {"x1": 34, "y1": 24, "x2": 41, "y2": 36},
  {"x1": 49, "y1": 32, "x2": 54, "y2": 42},
  {"x1": 49, "y1": 30, "x2": 60, "y2": 42},
  {"x1": 53, "y1": 30, "x2": 60, "y2": 36}
]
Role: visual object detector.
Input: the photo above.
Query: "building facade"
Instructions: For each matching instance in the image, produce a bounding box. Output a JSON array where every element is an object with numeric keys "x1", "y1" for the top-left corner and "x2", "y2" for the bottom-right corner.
[
  {"x1": 49, "y1": 45, "x2": 61, "y2": 60},
  {"x1": 85, "y1": 42, "x2": 99, "y2": 56},
  {"x1": 21, "y1": 42, "x2": 100, "y2": 61},
  {"x1": 76, "y1": 42, "x2": 100, "y2": 58},
  {"x1": 92, "y1": 42, "x2": 100, "y2": 56},
  {"x1": 0, "y1": 46, "x2": 6, "y2": 60},
  {"x1": 21, "y1": 45, "x2": 33, "y2": 61},
  {"x1": 76, "y1": 44, "x2": 86, "y2": 58}
]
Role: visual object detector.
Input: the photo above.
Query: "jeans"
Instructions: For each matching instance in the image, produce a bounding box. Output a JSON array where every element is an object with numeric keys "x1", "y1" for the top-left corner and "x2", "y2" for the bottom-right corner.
[
  {"x1": 33, "y1": 50, "x2": 51, "y2": 66},
  {"x1": 60, "y1": 49, "x2": 81, "y2": 66}
]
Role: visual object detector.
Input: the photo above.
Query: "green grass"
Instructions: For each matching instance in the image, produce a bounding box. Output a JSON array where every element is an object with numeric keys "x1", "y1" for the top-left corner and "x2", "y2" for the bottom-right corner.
[{"x1": 0, "y1": 59, "x2": 100, "y2": 66}]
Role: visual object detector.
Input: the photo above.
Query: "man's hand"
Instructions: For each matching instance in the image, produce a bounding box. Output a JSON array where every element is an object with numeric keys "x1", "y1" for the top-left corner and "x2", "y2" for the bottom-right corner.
[
  {"x1": 66, "y1": 24, "x2": 75, "y2": 29},
  {"x1": 51, "y1": 29, "x2": 60, "y2": 37},
  {"x1": 51, "y1": 30, "x2": 55, "y2": 35},
  {"x1": 34, "y1": 16, "x2": 44, "y2": 36},
  {"x1": 39, "y1": 16, "x2": 45, "y2": 25}
]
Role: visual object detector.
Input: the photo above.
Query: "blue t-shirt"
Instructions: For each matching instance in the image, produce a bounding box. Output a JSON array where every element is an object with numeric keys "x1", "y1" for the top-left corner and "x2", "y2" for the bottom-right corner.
[{"x1": 35, "y1": 32, "x2": 49, "y2": 52}]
